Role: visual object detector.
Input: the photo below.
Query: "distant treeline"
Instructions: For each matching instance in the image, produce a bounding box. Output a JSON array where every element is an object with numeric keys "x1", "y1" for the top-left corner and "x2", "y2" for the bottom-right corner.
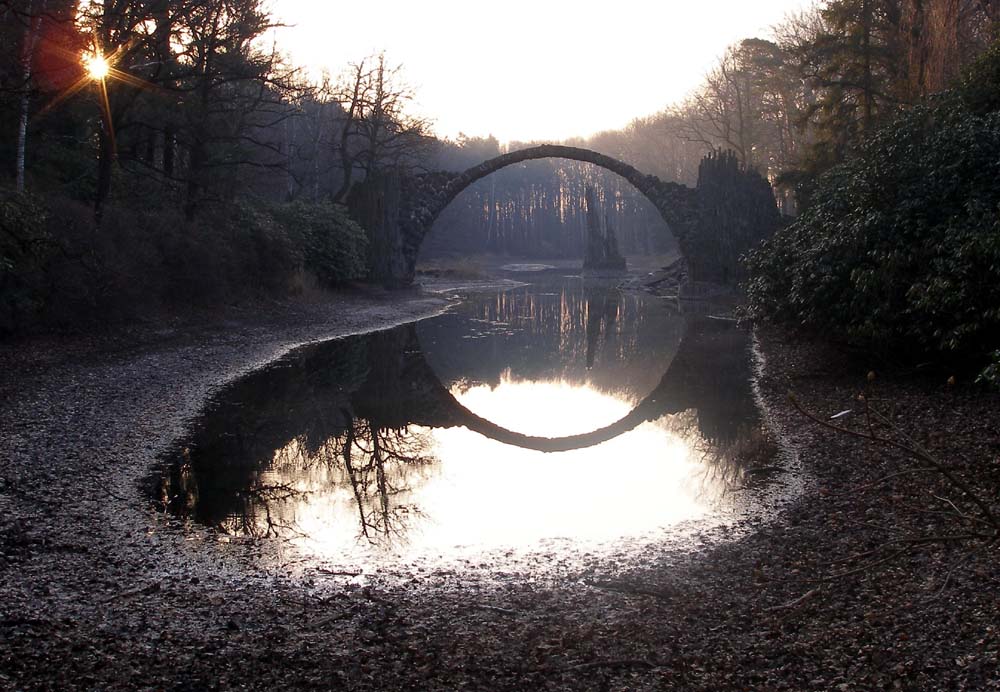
[
  {"x1": 425, "y1": 139, "x2": 674, "y2": 260},
  {"x1": 582, "y1": 0, "x2": 1000, "y2": 213}
]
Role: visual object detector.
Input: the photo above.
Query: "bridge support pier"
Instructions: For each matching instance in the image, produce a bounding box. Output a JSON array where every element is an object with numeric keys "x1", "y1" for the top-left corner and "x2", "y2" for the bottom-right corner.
[{"x1": 348, "y1": 171, "x2": 413, "y2": 288}]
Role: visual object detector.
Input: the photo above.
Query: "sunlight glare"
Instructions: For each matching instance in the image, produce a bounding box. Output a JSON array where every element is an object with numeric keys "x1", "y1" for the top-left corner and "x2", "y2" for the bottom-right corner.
[
  {"x1": 268, "y1": 378, "x2": 725, "y2": 563},
  {"x1": 455, "y1": 378, "x2": 633, "y2": 436},
  {"x1": 83, "y1": 51, "x2": 110, "y2": 81}
]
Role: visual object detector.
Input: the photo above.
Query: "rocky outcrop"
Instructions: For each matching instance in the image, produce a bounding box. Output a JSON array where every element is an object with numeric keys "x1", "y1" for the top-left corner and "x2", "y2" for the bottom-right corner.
[{"x1": 582, "y1": 186, "x2": 627, "y2": 272}]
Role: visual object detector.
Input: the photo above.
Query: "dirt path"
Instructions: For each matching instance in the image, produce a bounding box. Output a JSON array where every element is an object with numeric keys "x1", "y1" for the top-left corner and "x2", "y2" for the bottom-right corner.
[{"x1": 1, "y1": 292, "x2": 998, "y2": 690}]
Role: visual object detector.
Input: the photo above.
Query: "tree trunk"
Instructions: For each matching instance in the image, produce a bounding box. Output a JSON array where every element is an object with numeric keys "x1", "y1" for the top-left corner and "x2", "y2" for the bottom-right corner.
[
  {"x1": 861, "y1": 0, "x2": 875, "y2": 132},
  {"x1": 348, "y1": 171, "x2": 407, "y2": 287},
  {"x1": 163, "y1": 127, "x2": 175, "y2": 178},
  {"x1": 95, "y1": 124, "x2": 115, "y2": 220},
  {"x1": 15, "y1": 0, "x2": 45, "y2": 194},
  {"x1": 285, "y1": 116, "x2": 296, "y2": 201},
  {"x1": 184, "y1": 139, "x2": 204, "y2": 221}
]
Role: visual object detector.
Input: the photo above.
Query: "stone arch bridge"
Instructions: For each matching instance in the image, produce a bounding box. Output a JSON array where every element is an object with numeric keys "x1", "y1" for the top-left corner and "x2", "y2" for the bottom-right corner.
[{"x1": 351, "y1": 145, "x2": 780, "y2": 287}]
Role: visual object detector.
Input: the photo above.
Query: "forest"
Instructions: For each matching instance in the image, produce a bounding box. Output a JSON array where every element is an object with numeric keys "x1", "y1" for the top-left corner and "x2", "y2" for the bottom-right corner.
[{"x1": 2, "y1": 0, "x2": 999, "y2": 378}]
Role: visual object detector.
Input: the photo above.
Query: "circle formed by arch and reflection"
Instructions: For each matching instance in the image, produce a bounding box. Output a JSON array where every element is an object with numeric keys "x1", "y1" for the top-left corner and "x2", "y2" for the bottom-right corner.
[{"x1": 150, "y1": 284, "x2": 776, "y2": 564}]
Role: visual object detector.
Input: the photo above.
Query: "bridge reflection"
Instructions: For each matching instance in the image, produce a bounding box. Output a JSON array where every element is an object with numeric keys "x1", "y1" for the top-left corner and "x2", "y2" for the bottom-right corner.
[{"x1": 152, "y1": 305, "x2": 761, "y2": 547}]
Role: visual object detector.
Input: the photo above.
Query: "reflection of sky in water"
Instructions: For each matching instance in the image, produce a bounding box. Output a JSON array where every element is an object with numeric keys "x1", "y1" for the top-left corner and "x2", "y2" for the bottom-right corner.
[
  {"x1": 265, "y1": 377, "x2": 721, "y2": 562},
  {"x1": 152, "y1": 278, "x2": 767, "y2": 567}
]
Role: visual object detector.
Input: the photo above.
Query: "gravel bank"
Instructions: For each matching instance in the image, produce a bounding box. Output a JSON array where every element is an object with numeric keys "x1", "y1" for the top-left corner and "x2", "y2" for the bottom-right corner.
[{"x1": 1, "y1": 293, "x2": 998, "y2": 690}]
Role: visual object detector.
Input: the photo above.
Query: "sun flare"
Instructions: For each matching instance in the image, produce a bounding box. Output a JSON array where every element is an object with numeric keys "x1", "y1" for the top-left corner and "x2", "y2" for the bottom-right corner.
[{"x1": 83, "y1": 51, "x2": 110, "y2": 80}]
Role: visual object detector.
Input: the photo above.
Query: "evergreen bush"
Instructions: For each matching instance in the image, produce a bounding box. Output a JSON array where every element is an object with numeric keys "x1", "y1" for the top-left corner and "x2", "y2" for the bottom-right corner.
[
  {"x1": 269, "y1": 200, "x2": 368, "y2": 286},
  {"x1": 745, "y1": 46, "x2": 1000, "y2": 379}
]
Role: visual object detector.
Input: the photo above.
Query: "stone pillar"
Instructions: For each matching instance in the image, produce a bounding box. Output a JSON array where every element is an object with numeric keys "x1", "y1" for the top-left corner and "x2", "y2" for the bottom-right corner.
[
  {"x1": 583, "y1": 186, "x2": 626, "y2": 272},
  {"x1": 348, "y1": 171, "x2": 411, "y2": 288},
  {"x1": 583, "y1": 185, "x2": 605, "y2": 268},
  {"x1": 688, "y1": 150, "x2": 781, "y2": 284}
]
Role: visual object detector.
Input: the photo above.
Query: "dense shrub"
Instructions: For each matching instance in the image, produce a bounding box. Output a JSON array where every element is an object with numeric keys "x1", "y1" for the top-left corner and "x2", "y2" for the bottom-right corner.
[
  {"x1": 0, "y1": 194, "x2": 53, "y2": 332},
  {"x1": 745, "y1": 77, "x2": 1000, "y2": 374},
  {"x1": 214, "y1": 201, "x2": 303, "y2": 295},
  {"x1": 961, "y1": 39, "x2": 1000, "y2": 115},
  {"x1": 980, "y1": 351, "x2": 1000, "y2": 388},
  {"x1": 0, "y1": 192, "x2": 371, "y2": 335},
  {"x1": 269, "y1": 200, "x2": 368, "y2": 285}
]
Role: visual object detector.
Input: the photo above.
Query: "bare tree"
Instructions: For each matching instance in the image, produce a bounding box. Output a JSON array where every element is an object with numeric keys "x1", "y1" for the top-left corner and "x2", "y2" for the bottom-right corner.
[
  {"x1": 675, "y1": 43, "x2": 762, "y2": 167},
  {"x1": 330, "y1": 52, "x2": 432, "y2": 203},
  {"x1": 171, "y1": 0, "x2": 301, "y2": 217},
  {"x1": 12, "y1": 0, "x2": 45, "y2": 193}
]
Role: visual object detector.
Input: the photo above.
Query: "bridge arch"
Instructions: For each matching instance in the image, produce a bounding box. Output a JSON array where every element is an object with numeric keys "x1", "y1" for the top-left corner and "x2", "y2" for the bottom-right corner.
[
  {"x1": 411, "y1": 369, "x2": 683, "y2": 454},
  {"x1": 398, "y1": 144, "x2": 699, "y2": 284},
  {"x1": 355, "y1": 319, "x2": 742, "y2": 454}
]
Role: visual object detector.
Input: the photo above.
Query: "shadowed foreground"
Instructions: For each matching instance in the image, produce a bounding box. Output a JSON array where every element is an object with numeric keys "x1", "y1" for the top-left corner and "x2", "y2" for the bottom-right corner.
[{"x1": 1, "y1": 294, "x2": 998, "y2": 690}]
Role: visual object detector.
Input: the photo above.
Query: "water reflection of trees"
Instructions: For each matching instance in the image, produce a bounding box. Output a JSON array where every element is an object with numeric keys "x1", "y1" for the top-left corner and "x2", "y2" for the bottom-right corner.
[
  {"x1": 657, "y1": 318, "x2": 778, "y2": 497},
  {"x1": 152, "y1": 328, "x2": 438, "y2": 545},
  {"x1": 152, "y1": 307, "x2": 777, "y2": 547},
  {"x1": 419, "y1": 279, "x2": 684, "y2": 398},
  {"x1": 585, "y1": 288, "x2": 620, "y2": 369},
  {"x1": 681, "y1": 416, "x2": 779, "y2": 498},
  {"x1": 657, "y1": 317, "x2": 759, "y2": 446},
  {"x1": 336, "y1": 420, "x2": 433, "y2": 544}
]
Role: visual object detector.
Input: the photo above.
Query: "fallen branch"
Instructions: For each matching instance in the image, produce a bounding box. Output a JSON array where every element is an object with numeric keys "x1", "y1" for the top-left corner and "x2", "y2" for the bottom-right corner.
[
  {"x1": 472, "y1": 604, "x2": 521, "y2": 616},
  {"x1": 924, "y1": 538, "x2": 999, "y2": 603},
  {"x1": 840, "y1": 517, "x2": 905, "y2": 535},
  {"x1": 788, "y1": 393, "x2": 998, "y2": 534},
  {"x1": 831, "y1": 466, "x2": 942, "y2": 496},
  {"x1": 820, "y1": 547, "x2": 912, "y2": 581},
  {"x1": 764, "y1": 587, "x2": 820, "y2": 612},
  {"x1": 906, "y1": 505, "x2": 996, "y2": 530},
  {"x1": 103, "y1": 580, "x2": 162, "y2": 603},
  {"x1": 891, "y1": 533, "x2": 994, "y2": 545},
  {"x1": 932, "y1": 495, "x2": 995, "y2": 529},
  {"x1": 543, "y1": 658, "x2": 658, "y2": 673},
  {"x1": 306, "y1": 612, "x2": 353, "y2": 629},
  {"x1": 584, "y1": 579, "x2": 676, "y2": 601}
]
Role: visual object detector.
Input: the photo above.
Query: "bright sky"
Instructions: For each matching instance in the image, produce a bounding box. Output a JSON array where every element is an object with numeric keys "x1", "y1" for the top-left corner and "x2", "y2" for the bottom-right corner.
[{"x1": 271, "y1": 0, "x2": 816, "y2": 144}]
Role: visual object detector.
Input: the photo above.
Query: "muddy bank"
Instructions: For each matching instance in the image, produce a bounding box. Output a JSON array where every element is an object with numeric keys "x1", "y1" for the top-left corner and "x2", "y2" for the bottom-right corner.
[{"x1": 1, "y1": 290, "x2": 998, "y2": 690}]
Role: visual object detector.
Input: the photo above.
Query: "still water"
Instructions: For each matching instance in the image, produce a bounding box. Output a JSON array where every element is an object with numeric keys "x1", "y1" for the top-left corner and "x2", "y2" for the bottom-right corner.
[{"x1": 151, "y1": 277, "x2": 780, "y2": 565}]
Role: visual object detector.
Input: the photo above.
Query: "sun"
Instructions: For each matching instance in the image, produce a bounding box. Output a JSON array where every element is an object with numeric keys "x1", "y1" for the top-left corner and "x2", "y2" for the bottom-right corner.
[{"x1": 83, "y1": 51, "x2": 110, "y2": 80}]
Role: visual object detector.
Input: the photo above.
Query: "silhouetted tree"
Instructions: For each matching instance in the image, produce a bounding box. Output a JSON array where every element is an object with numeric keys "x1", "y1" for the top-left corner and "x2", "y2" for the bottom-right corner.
[{"x1": 330, "y1": 53, "x2": 432, "y2": 203}]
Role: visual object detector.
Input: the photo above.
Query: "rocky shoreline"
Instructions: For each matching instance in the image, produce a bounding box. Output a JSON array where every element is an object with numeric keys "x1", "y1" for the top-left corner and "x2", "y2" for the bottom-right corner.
[{"x1": 1, "y1": 289, "x2": 998, "y2": 690}]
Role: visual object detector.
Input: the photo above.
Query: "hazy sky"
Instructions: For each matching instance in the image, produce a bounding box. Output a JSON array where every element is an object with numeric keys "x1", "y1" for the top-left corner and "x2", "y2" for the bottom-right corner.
[{"x1": 272, "y1": 0, "x2": 815, "y2": 144}]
